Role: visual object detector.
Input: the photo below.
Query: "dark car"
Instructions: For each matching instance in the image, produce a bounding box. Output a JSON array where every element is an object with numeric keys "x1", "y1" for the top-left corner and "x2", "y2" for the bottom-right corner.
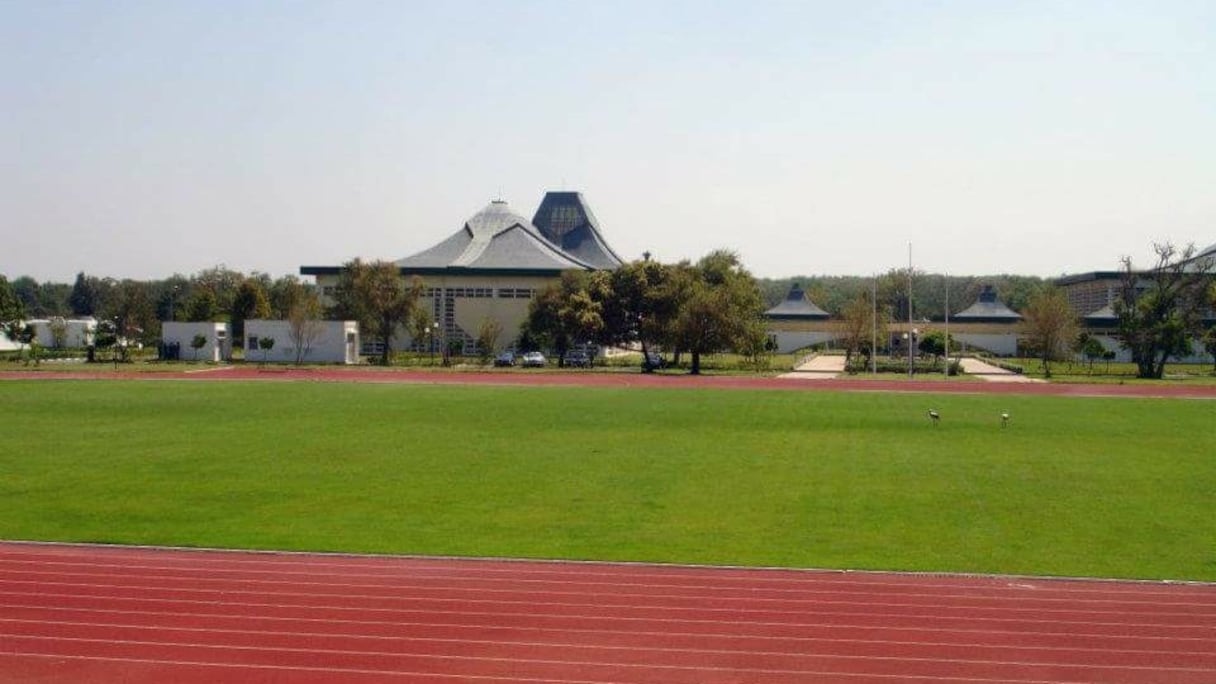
[
  {"x1": 563, "y1": 350, "x2": 593, "y2": 368},
  {"x1": 493, "y1": 351, "x2": 516, "y2": 367},
  {"x1": 642, "y1": 351, "x2": 665, "y2": 371}
]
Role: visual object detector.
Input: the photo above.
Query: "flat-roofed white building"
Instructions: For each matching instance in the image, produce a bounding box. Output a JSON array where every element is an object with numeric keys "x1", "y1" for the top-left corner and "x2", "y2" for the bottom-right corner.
[
  {"x1": 244, "y1": 319, "x2": 359, "y2": 364},
  {"x1": 161, "y1": 322, "x2": 231, "y2": 362},
  {"x1": 24, "y1": 317, "x2": 97, "y2": 348}
]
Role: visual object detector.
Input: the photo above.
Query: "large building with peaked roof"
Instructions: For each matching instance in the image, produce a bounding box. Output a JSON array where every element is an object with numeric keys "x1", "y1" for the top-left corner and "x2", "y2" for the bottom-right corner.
[
  {"x1": 302, "y1": 192, "x2": 624, "y2": 355},
  {"x1": 531, "y1": 192, "x2": 624, "y2": 270}
]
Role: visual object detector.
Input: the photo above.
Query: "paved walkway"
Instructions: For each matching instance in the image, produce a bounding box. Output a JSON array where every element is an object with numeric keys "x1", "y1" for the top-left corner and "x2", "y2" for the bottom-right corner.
[
  {"x1": 958, "y1": 357, "x2": 1045, "y2": 383},
  {"x1": 780, "y1": 354, "x2": 847, "y2": 379}
]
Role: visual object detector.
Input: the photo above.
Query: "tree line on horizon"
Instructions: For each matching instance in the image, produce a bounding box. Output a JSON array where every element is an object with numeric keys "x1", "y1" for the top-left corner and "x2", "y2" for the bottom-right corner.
[{"x1": 3, "y1": 243, "x2": 1212, "y2": 379}]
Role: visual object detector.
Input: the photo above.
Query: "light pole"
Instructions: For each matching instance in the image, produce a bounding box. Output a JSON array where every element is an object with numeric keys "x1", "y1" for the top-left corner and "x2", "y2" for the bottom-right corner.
[
  {"x1": 430, "y1": 321, "x2": 439, "y2": 365},
  {"x1": 904, "y1": 327, "x2": 919, "y2": 377}
]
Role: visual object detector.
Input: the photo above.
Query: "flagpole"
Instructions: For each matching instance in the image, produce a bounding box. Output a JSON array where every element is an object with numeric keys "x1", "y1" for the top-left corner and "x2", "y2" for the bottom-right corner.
[{"x1": 907, "y1": 243, "x2": 913, "y2": 379}]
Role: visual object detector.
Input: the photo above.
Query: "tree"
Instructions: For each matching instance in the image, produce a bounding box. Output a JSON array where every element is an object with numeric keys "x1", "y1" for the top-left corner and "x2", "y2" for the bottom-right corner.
[
  {"x1": 1020, "y1": 287, "x2": 1077, "y2": 379},
  {"x1": 837, "y1": 288, "x2": 885, "y2": 371},
  {"x1": 231, "y1": 279, "x2": 272, "y2": 346},
  {"x1": 330, "y1": 259, "x2": 422, "y2": 366},
  {"x1": 186, "y1": 289, "x2": 219, "y2": 322},
  {"x1": 258, "y1": 336, "x2": 275, "y2": 365},
  {"x1": 104, "y1": 280, "x2": 156, "y2": 350},
  {"x1": 154, "y1": 276, "x2": 189, "y2": 323},
  {"x1": 671, "y1": 250, "x2": 764, "y2": 375},
  {"x1": 0, "y1": 275, "x2": 24, "y2": 325},
  {"x1": 190, "y1": 333, "x2": 207, "y2": 361},
  {"x1": 191, "y1": 266, "x2": 244, "y2": 316},
  {"x1": 1080, "y1": 336, "x2": 1106, "y2": 374},
  {"x1": 476, "y1": 317, "x2": 503, "y2": 364},
  {"x1": 69, "y1": 272, "x2": 102, "y2": 316},
  {"x1": 918, "y1": 330, "x2": 952, "y2": 366},
  {"x1": 522, "y1": 271, "x2": 602, "y2": 367},
  {"x1": 1114, "y1": 243, "x2": 1213, "y2": 379},
  {"x1": 269, "y1": 275, "x2": 313, "y2": 319},
  {"x1": 48, "y1": 317, "x2": 68, "y2": 349},
  {"x1": 11, "y1": 277, "x2": 43, "y2": 317},
  {"x1": 287, "y1": 295, "x2": 323, "y2": 365},
  {"x1": 596, "y1": 259, "x2": 679, "y2": 366},
  {"x1": 1203, "y1": 327, "x2": 1216, "y2": 373},
  {"x1": 408, "y1": 307, "x2": 436, "y2": 356}
]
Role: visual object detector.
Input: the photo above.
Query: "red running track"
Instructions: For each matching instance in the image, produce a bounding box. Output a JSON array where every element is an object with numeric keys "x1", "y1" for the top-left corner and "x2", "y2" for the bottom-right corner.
[
  {"x1": 1, "y1": 542, "x2": 1213, "y2": 683},
  {"x1": 5, "y1": 366, "x2": 1216, "y2": 399}
]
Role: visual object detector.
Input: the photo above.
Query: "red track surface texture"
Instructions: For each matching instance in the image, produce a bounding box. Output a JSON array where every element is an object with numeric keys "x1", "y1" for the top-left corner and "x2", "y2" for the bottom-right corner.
[
  {"x1": 5, "y1": 367, "x2": 1216, "y2": 399},
  {"x1": 1, "y1": 542, "x2": 1213, "y2": 683}
]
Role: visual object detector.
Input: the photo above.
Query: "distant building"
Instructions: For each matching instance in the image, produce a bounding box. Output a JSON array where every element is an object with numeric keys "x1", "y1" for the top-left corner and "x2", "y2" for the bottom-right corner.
[
  {"x1": 244, "y1": 319, "x2": 359, "y2": 364},
  {"x1": 24, "y1": 317, "x2": 97, "y2": 348},
  {"x1": 763, "y1": 283, "x2": 835, "y2": 353},
  {"x1": 947, "y1": 285, "x2": 1021, "y2": 356},
  {"x1": 162, "y1": 322, "x2": 231, "y2": 362},
  {"x1": 302, "y1": 192, "x2": 624, "y2": 355}
]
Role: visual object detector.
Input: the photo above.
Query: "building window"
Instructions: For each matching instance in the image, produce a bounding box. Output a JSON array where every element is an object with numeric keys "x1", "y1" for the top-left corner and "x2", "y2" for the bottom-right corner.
[
  {"x1": 497, "y1": 288, "x2": 535, "y2": 299},
  {"x1": 248, "y1": 336, "x2": 258, "y2": 350}
]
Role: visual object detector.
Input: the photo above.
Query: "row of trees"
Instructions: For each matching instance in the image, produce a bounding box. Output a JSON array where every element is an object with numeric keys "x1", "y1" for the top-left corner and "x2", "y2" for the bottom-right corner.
[
  {"x1": 1019, "y1": 243, "x2": 1216, "y2": 378},
  {"x1": 0, "y1": 268, "x2": 319, "y2": 349},
  {"x1": 521, "y1": 250, "x2": 765, "y2": 374},
  {"x1": 758, "y1": 273, "x2": 1047, "y2": 320}
]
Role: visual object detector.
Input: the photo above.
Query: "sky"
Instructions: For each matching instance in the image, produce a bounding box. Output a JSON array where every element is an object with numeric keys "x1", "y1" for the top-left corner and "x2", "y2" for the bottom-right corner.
[{"x1": 2, "y1": 0, "x2": 1213, "y2": 283}]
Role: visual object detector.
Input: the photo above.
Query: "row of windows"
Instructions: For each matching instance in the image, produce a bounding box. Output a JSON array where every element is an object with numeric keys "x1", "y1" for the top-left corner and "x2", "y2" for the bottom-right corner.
[
  {"x1": 432, "y1": 287, "x2": 534, "y2": 299},
  {"x1": 325, "y1": 285, "x2": 534, "y2": 300},
  {"x1": 497, "y1": 288, "x2": 535, "y2": 299},
  {"x1": 447, "y1": 287, "x2": 495, "y2": 298}
]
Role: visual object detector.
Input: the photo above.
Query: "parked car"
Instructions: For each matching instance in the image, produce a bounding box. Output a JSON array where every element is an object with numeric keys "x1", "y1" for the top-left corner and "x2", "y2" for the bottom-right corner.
[
  {"x1": 493, "y1": 350, "x2": 516, "y2": 367},
  {"x1": 642, "y1": 351, "x2": 665, "y2": 371},
  {"x1": 563, "y1": 350, "x2": 592, "y2": 368},
  {"x1": 521, "y1": 351, "x2": 546, "y2": 368}
]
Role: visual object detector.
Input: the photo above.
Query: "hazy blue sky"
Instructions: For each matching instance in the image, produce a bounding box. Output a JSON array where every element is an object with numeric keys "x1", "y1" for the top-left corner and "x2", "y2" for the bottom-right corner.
[{"x1": 3, "y1": 1, "x2": 1213, "y2": 282}]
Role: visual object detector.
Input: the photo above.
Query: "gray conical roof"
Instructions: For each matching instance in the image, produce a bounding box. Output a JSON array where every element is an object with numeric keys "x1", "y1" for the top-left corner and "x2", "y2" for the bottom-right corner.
[
  {"x1": 765, "y1": 283, "x2": 829, "y2": 319},
  {"x1": 953, "y1": 285, "x2": 1022, "y2": 321},
  {"x1": 396, "y1": 200, "x2": 594, "y2": 271},
  {"x1": 531, "y1": 192, "x2": 624, "y2": 269}
]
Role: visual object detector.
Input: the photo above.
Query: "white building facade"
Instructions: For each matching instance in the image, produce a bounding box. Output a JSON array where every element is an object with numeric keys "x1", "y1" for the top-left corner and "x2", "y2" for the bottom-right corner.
[
  {"x1": 161, "y1": 322, "x2": 231, "y2": 362},
  {"x1": 244, "y1": 319, "x2": 360, "y2": 364}
]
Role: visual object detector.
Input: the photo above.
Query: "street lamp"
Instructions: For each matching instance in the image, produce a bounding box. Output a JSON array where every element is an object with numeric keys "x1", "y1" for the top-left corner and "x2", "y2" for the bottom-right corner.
[
  {"x1": 430, "y1": 321, "x2": 439, "y2": 365},
  {"x1": 904, "y1": 327, "x2": 919, "y2": 378}
]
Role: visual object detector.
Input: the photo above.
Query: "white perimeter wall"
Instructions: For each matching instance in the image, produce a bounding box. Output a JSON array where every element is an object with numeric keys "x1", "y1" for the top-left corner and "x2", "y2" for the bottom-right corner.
[
  {"x1": 954, "y1": 333, "x2": 1019, "y2": 357},
  {"x1": 770, "y1": 331, "x2": 839, "y2": 354}
]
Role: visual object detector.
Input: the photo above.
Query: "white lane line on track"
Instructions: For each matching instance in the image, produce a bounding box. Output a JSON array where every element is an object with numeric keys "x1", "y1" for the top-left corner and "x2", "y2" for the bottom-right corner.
[
  {"x1": 2, "y1": 578, "x2": 1212, "y2": 623},
  {"x1": 0, "y1": 652, "x2": 1093, "y2": 684},
  {"x1": 2, "y1": 563, "x2": 1208, "y2": 610},
  {"x1": 4, "y1": 617, "x2": 1213, "y2": 663},
  {"x1": 6, "y1": 633, "x2": 1213, "y2": 676},
  {"x1": 2, "y1": 568, "x2": 1208, "y2": 615},
  {"x1": 4, "y1": 544, "x2": 1209, "y2": 595},
  {"x1": 1, "y1": 589, "x2": 1211, "y2": 636},
  {"x1": 6, "y1": 601, "x2": 1211, "y2": 648}
]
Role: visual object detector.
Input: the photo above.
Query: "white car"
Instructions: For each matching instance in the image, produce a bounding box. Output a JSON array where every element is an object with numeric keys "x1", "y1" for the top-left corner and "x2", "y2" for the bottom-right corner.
[{"x1": 521, "y1": 351, "x2": 546, "y2": 367}]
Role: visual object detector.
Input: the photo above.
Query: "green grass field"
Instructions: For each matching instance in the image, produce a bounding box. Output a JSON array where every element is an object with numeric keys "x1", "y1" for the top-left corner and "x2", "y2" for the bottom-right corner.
[{"x1": 2, "y1": 379, "x2": 1213, "y2": 581}]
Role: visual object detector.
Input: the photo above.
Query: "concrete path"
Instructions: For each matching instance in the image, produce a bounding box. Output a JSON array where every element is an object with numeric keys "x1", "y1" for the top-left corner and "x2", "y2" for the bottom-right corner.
[
  {"x1": 780, "y1": 354, "x2": 847, "y2": 379},
  {"x1": 958, "y1": 357, "x2": 1045, "y2": 383}
]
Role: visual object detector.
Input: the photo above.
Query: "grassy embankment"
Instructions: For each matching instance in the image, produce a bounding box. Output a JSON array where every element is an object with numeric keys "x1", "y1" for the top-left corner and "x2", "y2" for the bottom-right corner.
[{"x1": 2, "y1": 380, "x2": 1212, "y2": 581}]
